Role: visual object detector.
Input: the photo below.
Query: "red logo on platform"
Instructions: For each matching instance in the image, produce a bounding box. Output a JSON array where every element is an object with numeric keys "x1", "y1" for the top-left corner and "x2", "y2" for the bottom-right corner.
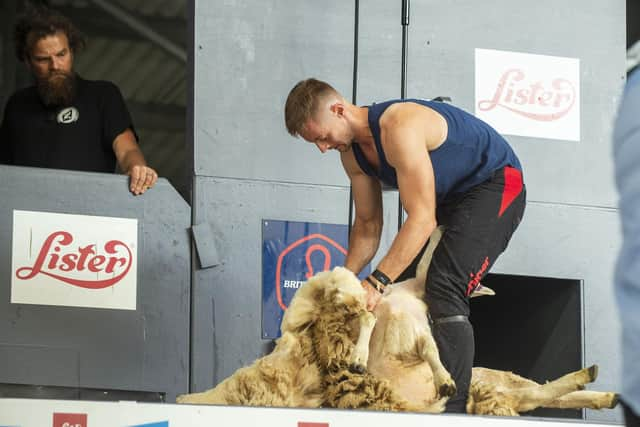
[
  {"x1": 16, "y1": 230, "x2": 133, "y2": 289},
  {"x1": 298, "y1": 423, "x2": 329, "y2": 427},
  {"x1": 478, "y1": 68, "x2": 576, "y2": 121},
  {"x1": 53, "y1": 412, "x2": 87, "y2": 427}
]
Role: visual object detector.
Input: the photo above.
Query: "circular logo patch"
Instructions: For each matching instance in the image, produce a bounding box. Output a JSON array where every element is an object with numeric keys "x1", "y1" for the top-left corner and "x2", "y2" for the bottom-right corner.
[{"x1": 56, "y1": 107, "x2": 80, "y2": 124}]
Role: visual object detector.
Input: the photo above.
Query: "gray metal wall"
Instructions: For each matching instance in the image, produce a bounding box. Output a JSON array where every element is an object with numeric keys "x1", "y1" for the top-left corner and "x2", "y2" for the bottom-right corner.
[
  {"x1": 192, "y1": 0, "x2": 352, "y2": 392},
  {"x1": 0, "y1": 166, "x2": 191, "y2": 402},
  {"x1": 358, "y1": 2, "x2": 625, "y2": 422},
  {"x1": 192, "y1": 0, "x2": 625, "y2": 423}
]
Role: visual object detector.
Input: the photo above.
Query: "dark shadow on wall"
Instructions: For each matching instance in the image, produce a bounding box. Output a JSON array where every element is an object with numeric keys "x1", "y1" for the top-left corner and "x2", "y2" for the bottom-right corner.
[{"x1": 471, "y1": 273, "x2": 583, "y2": 420}]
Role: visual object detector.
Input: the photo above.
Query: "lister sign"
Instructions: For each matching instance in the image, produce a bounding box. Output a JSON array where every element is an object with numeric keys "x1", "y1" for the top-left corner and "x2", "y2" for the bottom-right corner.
[
  {"x1": 11, "y1": 210, "x2": 138, "y2": 310},
  {"x1": 475, "y1": 48, "x2": 580, "y2": 141}
]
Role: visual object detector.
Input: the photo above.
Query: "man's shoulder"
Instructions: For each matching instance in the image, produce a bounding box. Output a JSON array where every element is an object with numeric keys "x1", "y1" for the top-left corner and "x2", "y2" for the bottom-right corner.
[
  {"x1": 79, "y1": 77, "x2": 121, "y2": 94},
  {"x1": 77, "y1": 78, "x2": 126, "y2": 109},
  {"x1": 379, "y1": 100, "x2": 435, "y2": 128},
  {"x1": 6, "y1": 85, "x2": 38, "y2": 105}
]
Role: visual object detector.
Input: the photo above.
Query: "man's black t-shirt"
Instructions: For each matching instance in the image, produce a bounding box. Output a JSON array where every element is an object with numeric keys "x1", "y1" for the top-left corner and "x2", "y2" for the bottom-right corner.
[{"x1": 0, "y1": 76, "x2": 136, "y2": 173}]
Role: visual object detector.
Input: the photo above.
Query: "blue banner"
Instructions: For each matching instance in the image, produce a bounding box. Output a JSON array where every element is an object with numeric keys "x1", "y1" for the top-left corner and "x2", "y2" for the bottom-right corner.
[{"x1": 262, "y1": 219, "x2": 370, "y2": 339}]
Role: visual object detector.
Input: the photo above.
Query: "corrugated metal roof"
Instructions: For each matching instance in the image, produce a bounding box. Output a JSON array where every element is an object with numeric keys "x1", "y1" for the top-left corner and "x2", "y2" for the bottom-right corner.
[
  {"x1": 124, "y1": 0, "x2": 187, "y2": 18},
  {"x1": 75, "y1": 37, "x2": 186, "y2": 106},
  {"x1": 50, "y1": 0, "x2": 188, "y2": 20}
]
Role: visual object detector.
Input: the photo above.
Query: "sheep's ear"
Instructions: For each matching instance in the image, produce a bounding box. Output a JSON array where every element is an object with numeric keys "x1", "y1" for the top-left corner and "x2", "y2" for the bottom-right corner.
[{"x1": 281, "y1": 310, "x2": 314, "y2": 333}]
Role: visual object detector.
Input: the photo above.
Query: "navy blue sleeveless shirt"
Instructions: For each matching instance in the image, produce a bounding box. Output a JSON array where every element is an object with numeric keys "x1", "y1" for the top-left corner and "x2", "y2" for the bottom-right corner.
[{"x1": 352, "y1": 99, "x2": 522, "y2": 204}]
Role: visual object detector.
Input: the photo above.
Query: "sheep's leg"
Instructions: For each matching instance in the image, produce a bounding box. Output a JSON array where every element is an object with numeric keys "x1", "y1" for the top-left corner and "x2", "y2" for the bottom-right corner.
[
  {"x1": 545, "y1": 390, "x2": 619, "y2": 410},
  {"x1": 511, "y1": 365, "x2": 599, "y2": 413},
  {"x1": 417, "y1": 323, "x2": 457, "y2": 398},
  {"x1": 415, "y1": 226, "x2": 444, "y2": 283},
  {"x1": 349, "y1": 311, "x2": 377, "y2": 373},
  {"x1": 471, "y1": 367, "x2": 539, "y2": 389},
  {"x1": 176, "y1": 387, "x2": 226, "y2": 404}
]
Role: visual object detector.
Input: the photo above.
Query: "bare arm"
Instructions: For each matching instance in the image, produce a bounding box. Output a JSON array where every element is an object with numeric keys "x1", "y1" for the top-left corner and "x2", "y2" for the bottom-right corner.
[
  {"x1": 373, "y1": 105, "x2": 439, "y2": 281},
  {"x1": 341, "y1": 150, "x2": 383, "y2": 275},
  {"x1": 112, "y1": 128, "x2": 158, "y2": 195}
]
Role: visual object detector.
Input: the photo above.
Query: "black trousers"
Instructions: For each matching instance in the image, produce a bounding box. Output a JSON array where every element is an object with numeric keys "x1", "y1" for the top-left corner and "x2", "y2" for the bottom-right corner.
[
  {"x1": 623, "y1": 401, "x2": 640, "y2": 427},
  {"x1": 397, "y1": 166, "x2": 526, "y2": 413}
]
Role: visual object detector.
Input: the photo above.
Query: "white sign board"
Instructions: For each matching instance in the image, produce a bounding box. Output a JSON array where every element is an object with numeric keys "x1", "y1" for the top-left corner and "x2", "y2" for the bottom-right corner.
[
  {"x1": 475, "y1": 48, "x2": 580, "y2": 141},
  {"x1": 11, "y1": 210, "x2": 138, "y2": 310},
  {"x1": 0, "y1": 398, "x2": 619, "y2": 427}
]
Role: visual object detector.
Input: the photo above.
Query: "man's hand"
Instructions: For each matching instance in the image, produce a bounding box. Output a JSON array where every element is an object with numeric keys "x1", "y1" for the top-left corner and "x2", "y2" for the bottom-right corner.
[
  {"x1": 362, "y1": 279, "x2": 382, "y2": 311},
  {"x1": 128, "y1": 165, "x2": 158, "y2": 195},
  {"x1": 112, "y1": 128, "x2": 158, "y2": 195}
]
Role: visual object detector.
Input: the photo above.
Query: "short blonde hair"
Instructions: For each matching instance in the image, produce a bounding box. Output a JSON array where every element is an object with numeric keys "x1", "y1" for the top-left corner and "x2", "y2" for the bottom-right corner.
[{"x1": 284, "y1": 78, "x2": 340, "y2": 137}]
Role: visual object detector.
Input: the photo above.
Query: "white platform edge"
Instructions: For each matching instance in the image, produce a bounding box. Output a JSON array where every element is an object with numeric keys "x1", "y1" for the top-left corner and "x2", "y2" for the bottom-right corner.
[{"x1": 0, "y1": 398, "x2": 620, "y2": 427}]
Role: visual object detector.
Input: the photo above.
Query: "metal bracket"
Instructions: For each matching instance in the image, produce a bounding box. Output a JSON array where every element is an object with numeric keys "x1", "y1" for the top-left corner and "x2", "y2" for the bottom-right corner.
[{"x1": 191, "y1": 222, "x2": 221, "y2": 269}]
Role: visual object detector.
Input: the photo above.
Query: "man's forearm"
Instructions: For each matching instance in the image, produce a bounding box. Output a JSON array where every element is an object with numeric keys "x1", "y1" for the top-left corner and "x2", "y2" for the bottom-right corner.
[
  {"x1": 344, "y1": 219, "x2": 381, "y2": 275},
  {"x1": 375, "y1": 217, "x2": 436, "y2": 282},
  {"x1": 117, "y1": 147, "x2": 147, "y2": 174}
]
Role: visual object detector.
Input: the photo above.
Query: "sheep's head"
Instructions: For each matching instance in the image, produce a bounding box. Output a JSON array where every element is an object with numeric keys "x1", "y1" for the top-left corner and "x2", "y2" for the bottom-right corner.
[{"x1": 281, "y1": 267, "x2": 366, "y2": 336}]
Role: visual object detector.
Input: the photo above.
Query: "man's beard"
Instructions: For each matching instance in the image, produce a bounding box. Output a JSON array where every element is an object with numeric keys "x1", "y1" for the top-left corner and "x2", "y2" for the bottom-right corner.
[{"x1": 36, "y1": 71, "x2": 77, "y2": 108}]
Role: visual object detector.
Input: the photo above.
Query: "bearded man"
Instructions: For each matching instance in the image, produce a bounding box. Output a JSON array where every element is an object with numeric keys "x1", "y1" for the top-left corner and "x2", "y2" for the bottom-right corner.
[{"x1": 0, "y1": 5, "x2": 157, "y2": 195}]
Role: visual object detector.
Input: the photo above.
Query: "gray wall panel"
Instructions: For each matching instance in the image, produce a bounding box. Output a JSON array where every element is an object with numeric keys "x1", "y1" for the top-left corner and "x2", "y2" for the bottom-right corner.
[
  {"x1": 407, "y1": 0, "x2": 625, "y2": 208},
  {"x1": 356, "y1": 1, "x2": 402, "y2": 105},
  {"x1": 0, "y1": 345, "x2": 79, "y2": 386},
  {"x1": 194, "y1": 0, "x2": 354, "y2": 186},
  {"x1": 491, "y1": 202, "x2": 621, "y2": 422},
  {"x1": 0, "y1": 166, "x2": 191, "y2": 402}
]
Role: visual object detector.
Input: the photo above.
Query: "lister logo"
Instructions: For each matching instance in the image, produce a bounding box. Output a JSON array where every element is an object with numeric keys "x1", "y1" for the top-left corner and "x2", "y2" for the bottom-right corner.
[
  {"x1": 52, "y1": 412, "x2": 87, "y2": 427},
  {"x1": 16, "y1": 231, "x2": 133, "y2": 289},
  {"x1": 475, "y1": 48, "x2": 580, "y2": 141},
  {"x1": 478, "y1": 68, "x2": 576, "y2": 121},
  {"x1": 11, "y1": 210, "x2": 138, "y2": 310}
]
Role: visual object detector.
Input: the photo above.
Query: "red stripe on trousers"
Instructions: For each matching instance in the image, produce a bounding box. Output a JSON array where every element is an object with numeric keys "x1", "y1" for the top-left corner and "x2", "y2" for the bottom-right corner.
[{"x1": 498, "y1": 167, "x2": 523, "y2": 217}]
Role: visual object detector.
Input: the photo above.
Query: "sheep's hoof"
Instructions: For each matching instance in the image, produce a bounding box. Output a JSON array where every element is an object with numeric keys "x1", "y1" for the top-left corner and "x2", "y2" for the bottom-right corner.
[
  {"x1": 610, "y1": 393, "x2": 620, "y2": 409},
  {"x1": 349, "y1": 363, "x2": 367, "y2": 375},
  {"x1": 438, "y1": 381, "x2": 457, "y2": 398},
  {"x1": 587, "y1": 365, "x2": 598, "y2": 382}
]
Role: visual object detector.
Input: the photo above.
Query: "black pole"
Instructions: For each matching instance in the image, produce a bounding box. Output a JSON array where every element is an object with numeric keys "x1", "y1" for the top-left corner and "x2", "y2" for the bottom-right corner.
[
  {"x1": 398, "y1": 0, "x2": 410, "y2": 231},
  {"x1": 401, "y1": 0, "x2": 410, "y2": 99},
  {"x1": 348, "y1": 0, "x2": 359, "y2": 243}
]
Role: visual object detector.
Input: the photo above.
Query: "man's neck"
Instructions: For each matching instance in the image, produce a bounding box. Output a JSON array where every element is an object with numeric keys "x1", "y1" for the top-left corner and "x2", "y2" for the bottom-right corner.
[{"x1": 350, "y1": 105, "x2": 374, "y2": 147}]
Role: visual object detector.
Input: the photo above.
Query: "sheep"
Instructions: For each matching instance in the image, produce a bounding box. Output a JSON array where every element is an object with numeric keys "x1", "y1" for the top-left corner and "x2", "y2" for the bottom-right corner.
[
  {"x1": 468, "y1": 366, "x2": 618, "y2": 415},
  {"x1": 362, "y1": 226, "x2": 619, "y2": 415},
  {"x1": 367, "y1": 226, "x2": 455, "y2": 409},
  {"x1": 175, "y1": 331, "x2": 324, "y2": 407},
  {"x1": 179, "y1": 226, "x2": 618, "y2": 416},
  {"x1": 177, "y1": 266, "x2": 441, "y2": 412}
]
